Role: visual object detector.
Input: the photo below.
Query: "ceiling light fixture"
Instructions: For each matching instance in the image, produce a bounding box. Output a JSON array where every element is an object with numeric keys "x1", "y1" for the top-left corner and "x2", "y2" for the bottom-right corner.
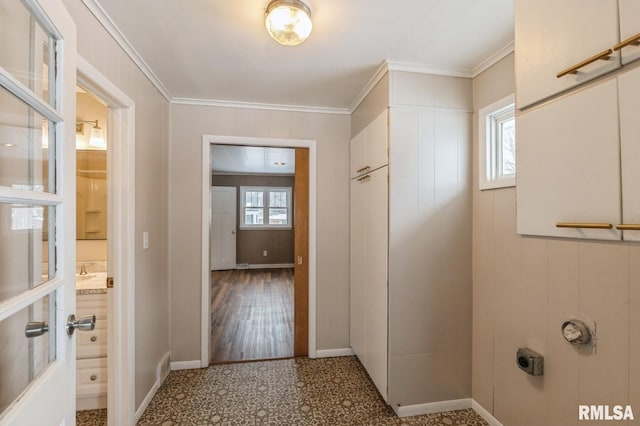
[
  {"x1": 274, "y1": 161, "x2": 287, "y2": 166},
  {"x1": 76, "y1": 120, "x2": 106, "y2": 149},
  {"x1": 265, "y1": 0, "x2": 312, "y2": 46}
]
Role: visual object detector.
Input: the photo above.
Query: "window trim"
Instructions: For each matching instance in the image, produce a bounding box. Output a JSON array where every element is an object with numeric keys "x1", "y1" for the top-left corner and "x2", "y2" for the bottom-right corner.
[
  {"x1": 239, "y1": 186, "x2": 292, "y2": 230},
  {"x1": 479, "y1": 94, "x2": 516, "y2": 190}
]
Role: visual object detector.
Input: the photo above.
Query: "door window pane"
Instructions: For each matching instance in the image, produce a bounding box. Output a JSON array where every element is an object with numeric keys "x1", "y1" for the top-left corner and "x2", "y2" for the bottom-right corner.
[
  {"x1": 0, "y1": 294, "x2": 55, "y2": 415},
  {"x1": 0, "y1": 203, "x2": 54, "y2": 302},
  {"x1": 0, "y1": 86, "x2": 55, "y2": 192},
  {"x1": 0, "y1": 1, "x2": 56, "y2": 107}
]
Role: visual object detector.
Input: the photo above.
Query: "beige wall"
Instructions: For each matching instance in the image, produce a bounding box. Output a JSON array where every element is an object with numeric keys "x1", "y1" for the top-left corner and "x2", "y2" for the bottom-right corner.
[
  {"x1": 351, "y1": 73, "x2": 389, "y2": 138},
  {"x1": 62, "y1": 0, "x2": 170, "y2": 410},
  {"x1": 472, "y1": 53, "x2": 640, "y2": 425},
  {"x1": 170, "y1": 104, "x2": 351, "y2": 361}
]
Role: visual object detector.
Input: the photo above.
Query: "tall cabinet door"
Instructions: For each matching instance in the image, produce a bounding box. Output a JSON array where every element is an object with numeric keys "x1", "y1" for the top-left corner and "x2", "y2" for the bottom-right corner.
[
  {"x1": 516, "y1": 78, "x2": 622, "y2": 240},
  {"x1": 364, "y1": 166, "x2": 388, "y2": 399},
  {"x1": 515, "y1": 0, "x2": 620, "y2": 108},
  {"x1": 619, "y1": 66, "x2": 640, "y2": 241},
  {"x1": 349, "y1": 177, "x2": 367, "y2": 360}
]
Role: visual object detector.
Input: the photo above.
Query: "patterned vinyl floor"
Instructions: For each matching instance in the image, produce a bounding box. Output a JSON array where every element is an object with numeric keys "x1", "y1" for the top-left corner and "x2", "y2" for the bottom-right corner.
[{"x1": 133, "y1": 356, "x2": 487, "y2": 426}]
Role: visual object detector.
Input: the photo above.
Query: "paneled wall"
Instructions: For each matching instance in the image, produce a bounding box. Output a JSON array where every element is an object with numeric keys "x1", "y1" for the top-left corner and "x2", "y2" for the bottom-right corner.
[
  {"x1": 472, "y1": 53, "x2": 640, "y2": 425},
  {"x1": 212, "y1": 174, "x2": 294, "y2": 265}
]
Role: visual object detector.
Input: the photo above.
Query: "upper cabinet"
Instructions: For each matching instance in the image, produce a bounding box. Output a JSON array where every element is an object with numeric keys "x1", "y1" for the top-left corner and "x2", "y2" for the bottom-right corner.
[
  {"x1": 517, "y1": 65, "x2": 640, "y2": 241},
  {"x1": 350, "y1": 110, "x2": 388, "y2": 179},
  {"x1": 619, "y1": 0, "x2": 640, "y2": 65},
  {"x1": 515, "y1": 0, "x2": 620, "y2": 109}
]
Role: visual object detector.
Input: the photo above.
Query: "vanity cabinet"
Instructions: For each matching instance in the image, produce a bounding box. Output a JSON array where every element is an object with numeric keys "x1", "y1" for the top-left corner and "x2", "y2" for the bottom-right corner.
[
  {"x1": 350, "y1": 110, "x2": 388, "y2": 179},
  {"x1": 76, "y1": 292, "x2": 108, "y2": 410},
  {"x1": 517, "y1": 66, "x2": 640, "y2": 241},
  {"x1": 515, "y1": 0, "x2": 621, "y2": 109}
]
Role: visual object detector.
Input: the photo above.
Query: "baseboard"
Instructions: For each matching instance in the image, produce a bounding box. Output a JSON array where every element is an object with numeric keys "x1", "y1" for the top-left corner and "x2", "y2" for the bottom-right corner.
[
  {"x1": 315, "y1": 348, "x2": 355, "y2": 358},
  {"x1": 472, "y1": 399, "x2": 504, "y2": 426},
  {"x1": 244, "y1": 263, "x2": 295, "y2": 269},
  {"x1": 394, "y1": 398, "x2": 472, "y2": 418},
  {"x1": 135, "y1": 379, "x2": 160, "y2": 422},
  {"x1": 170, "y1": 360, "x2": 202, "y2": 371}
]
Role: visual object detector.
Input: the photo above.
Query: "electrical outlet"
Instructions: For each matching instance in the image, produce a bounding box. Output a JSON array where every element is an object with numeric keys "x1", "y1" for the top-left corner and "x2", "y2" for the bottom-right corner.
[
  {"x1": 263, "y1": 250, "x2": 268, "y2": 257},
  {"x1": 143, "y1": 232, "x2": 149, "y2": 250}
]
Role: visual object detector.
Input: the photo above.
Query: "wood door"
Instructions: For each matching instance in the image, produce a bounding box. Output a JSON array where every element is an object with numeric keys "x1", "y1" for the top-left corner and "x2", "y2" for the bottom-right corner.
[
  {"x1": 294, "y1": 148, "x2": 309, "y2": 356},
  {"x1": 210, "y1": 186, "x2": 237, "y2": 270}
]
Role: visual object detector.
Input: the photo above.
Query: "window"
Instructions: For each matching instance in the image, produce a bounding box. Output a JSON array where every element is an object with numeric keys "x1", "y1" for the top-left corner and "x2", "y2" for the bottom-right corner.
[
  {"x1": 479, "y1": 94, "x2": 516, "y2": 190},
  {"x1": 240, "y1": 187, "x2": 292, "y2": 229}
]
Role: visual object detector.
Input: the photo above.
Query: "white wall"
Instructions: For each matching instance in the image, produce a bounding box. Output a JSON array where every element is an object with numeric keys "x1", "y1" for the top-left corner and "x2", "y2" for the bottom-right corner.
[
  {"x1": 169, "y1": 104, "x2": 351, "y2": 362},
  {"x1": 61, "y1": 0, "x2": 170, "y2": 410},
  {"x1": 472, "y1": 53, "x2": 640, "y2": 425}
]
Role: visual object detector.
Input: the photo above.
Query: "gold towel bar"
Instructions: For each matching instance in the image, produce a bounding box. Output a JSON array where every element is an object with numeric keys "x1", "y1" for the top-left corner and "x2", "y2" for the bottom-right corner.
[
  {"x1": 614, "y1": 33, "x2": 640, "y2": 51},
  {"x1": 616, "y1": 224, "x2": 640, "y2": 231},
  {"x1": 556, "y1": 222, "x2": 613, "y2": 229}
]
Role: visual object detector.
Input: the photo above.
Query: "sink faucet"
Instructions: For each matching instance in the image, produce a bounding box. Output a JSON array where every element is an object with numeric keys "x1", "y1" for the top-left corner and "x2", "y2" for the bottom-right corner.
[{"x1": 79, "y1": 264, "x2": 88, "y2": 275}]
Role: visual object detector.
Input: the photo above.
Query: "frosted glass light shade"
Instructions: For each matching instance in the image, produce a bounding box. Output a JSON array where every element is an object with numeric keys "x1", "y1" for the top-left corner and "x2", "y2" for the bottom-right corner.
[
  {"x1": 89, "y1": 124, "x2": 106, "y2": 148},
  {"x1": 265, "y1": 0, "x2": 312, "y2": 46}
]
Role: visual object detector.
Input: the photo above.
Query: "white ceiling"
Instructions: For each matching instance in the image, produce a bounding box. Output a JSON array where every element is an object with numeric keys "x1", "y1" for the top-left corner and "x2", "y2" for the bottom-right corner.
[
  {"x1": 211, "y1": 145, "x2": 295, "y2": 175},
  {"x1": 94, "y1": 0, "x2": 514, "y2": 110}
]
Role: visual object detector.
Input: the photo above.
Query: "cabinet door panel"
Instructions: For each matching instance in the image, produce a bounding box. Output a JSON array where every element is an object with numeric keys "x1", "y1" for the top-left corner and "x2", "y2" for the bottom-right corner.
[
  {"x1": 619, "y1": 67, "x2": 640, "y2": 241},
  {"x1": 366, "y1": 110, "x2": 389, "y2": 173},
  {"x1": 365, "y1": 167, "x2": 388, "y2": 400},
  {"x1": 515, "y1": 0, "x2": 620, "y2": 109},
  {"x1": 349, "y1": 178, "x2": 367, "y2": 360},
  {"x1": 350, "y1": 129, "x2": 366, "y2": 179},
  {"x1": 517, "y1": 79, "x2": 622, "y2": 240},
  {"x1": 619, "y1": 0, "x2": 640, "y2": 65}
]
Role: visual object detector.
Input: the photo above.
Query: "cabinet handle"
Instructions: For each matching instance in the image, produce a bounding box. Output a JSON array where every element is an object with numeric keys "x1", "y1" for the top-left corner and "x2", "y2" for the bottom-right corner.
[
  {"x1": 556, "y1": 222, "x2": 613, "y2": 229},
  {"x1": 613, "y1": 33, "x2": 640, "y2": 51},
  {"x1": 356, "y1": 166, "x2": 371, "y2": 173},
  {"x1": 90, "y1": 336, "x2": 97, "y2": 342},
  {"x1": 90, "y1": 375, "x2": 97, "y2": 381},
  {"x1": 556, "y1": 49, "x2": 613, "y2": 78},
  {"x1": 357, "y1": 175, "x2": 371, "y2": 183},
  {"x1": 616, "y1": 224, "x2": 640, "y2": 231}
]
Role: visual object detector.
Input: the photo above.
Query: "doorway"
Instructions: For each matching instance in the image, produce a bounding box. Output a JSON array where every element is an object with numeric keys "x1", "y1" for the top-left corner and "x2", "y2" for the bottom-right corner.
[
  {"x1": 209, "y1": 145, "x2": 299, "y2": 363},
  {"x1": 201, "y1": 136, "x2": 317, "y2": 367},
  {"x1": 76, "y1": 57, "x2": 137, "y2": 426}
]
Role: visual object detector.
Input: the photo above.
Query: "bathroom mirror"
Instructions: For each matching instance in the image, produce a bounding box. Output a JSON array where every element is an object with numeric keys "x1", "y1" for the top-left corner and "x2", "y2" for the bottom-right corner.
[{"x1": 76, "y1": 150, "x2": 106, "y2": 239}]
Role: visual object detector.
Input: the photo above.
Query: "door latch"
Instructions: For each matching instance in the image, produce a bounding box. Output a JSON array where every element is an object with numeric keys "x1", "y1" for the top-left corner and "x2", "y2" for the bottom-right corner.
[{"x1": 25, "y1": 321, "x2": 49, "y2": 338}]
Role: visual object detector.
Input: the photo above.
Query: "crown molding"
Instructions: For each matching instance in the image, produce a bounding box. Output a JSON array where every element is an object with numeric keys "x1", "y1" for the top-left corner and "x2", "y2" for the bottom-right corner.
[
  {"x1": 171, "y1": 97, "x2": 350, "y2": 115},
  {"x1": 81, "y1": 0, "x2": 172, "y2": 101},
  {"x1": 349, "y1": 61, "x2": 391, "y2": 113},
  {"x1": 386, "y1": 61, "x2": 473, "y2": 78},
  {"x1": 472, "y1": 41, "x2": 515, "y2": 78}
]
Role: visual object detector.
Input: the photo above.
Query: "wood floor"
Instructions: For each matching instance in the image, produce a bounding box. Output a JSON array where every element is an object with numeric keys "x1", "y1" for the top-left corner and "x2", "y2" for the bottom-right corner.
[{"x1": 210, "y1": 268, "x2": 294, "y2": 364}]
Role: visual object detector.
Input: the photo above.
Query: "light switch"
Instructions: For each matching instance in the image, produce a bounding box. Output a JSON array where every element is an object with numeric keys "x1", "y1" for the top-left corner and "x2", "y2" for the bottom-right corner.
[{"x1": 143, "y1": 232, "x2": 149, "y2": 250}]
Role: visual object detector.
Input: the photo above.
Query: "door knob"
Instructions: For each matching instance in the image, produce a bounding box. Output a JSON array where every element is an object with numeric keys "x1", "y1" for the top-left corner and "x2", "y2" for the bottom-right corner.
[
  {"x1": 25, "y1": 321, "x2": 49, "y2": 338},
  {"x1": 67, "y1": 314, "x2": 96, "y2": 335},
  {"x1": 232, "y1": 229, "x2": 236, "y2": 234}
]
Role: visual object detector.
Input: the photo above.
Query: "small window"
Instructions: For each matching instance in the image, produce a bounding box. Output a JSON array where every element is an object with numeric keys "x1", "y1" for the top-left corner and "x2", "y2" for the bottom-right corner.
[
  {"x1": 240, "y1": 187, "x2": 292, "y2": 229},
  {"x1": 479, "y1": 94, "x2": 516, "y2": 190}
]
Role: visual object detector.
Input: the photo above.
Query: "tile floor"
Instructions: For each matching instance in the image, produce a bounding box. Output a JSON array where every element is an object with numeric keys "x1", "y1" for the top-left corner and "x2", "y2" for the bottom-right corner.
[{"x1": 133, "y1": 356, "x2": 488, "y2": 425}]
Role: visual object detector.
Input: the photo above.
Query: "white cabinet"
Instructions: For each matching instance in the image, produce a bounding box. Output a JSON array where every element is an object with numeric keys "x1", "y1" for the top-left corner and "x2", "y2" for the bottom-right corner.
[
  {"x1": 619, "y1": 66, "x2": 640, "y2": 241},
  {"x1": 515, "y1": 0, "x2": 620, "y2": 109},
  {"x1": 76, "y1": 292, "x2": 108, "y2": 410},
  {"x1": 350, "y1": 110, "x2": 388, "y2": 179},
  {"x1": 350, "y1": 166, "x2": 388, "y2": 398},
  {"x1": 619, "y1": 0, "x2": 640, "y2": 65},
  {"x1": 518, "y1": 66, "x2": 640, "y2": 241},
  {"x1": 350, "y1": 111, "x2": 389, "y2": 399}
]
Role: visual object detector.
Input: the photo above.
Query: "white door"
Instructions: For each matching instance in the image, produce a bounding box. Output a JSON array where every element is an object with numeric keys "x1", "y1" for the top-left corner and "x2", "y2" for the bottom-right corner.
[
  {"x1": 210, "y1": 187, "x2": 237, "y2": 270},
  {"x1": 0, "y1": 0, "x2": 78, "y2": 425}
]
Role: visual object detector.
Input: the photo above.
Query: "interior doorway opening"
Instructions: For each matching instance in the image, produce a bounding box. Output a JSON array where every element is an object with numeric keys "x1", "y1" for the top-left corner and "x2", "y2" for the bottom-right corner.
[{"x1": 201, "y1": 136, "x2": 316, "y2": 367}]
